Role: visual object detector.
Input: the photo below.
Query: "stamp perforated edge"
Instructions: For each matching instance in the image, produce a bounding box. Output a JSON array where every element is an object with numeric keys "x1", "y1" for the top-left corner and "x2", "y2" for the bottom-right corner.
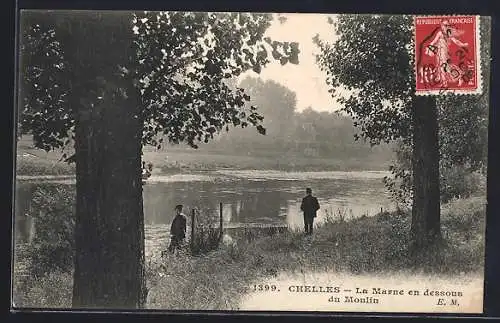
[{"x1": 413, "y1": 15, "x2": 483, "y2": 96}]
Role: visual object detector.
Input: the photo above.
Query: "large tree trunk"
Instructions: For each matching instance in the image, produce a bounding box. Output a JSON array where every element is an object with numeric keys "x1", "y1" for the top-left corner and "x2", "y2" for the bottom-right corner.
[
  {"x1": 64, "y1": 13, "x2": 147, "y2": 309},
  {"x1": 410, "y1": 95, "x2": 441, "y2": 252}
]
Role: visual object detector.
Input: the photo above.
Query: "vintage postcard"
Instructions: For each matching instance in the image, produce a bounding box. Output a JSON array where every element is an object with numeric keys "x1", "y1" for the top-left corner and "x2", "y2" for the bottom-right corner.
[{"x1": 12, "y1": 11, "x2": 490, "y2": 314}]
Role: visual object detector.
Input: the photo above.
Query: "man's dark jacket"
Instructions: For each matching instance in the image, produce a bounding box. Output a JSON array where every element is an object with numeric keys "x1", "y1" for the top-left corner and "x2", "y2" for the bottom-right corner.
[{"x1": 301, "y1": 195, "x2": 320, "y2": 218}]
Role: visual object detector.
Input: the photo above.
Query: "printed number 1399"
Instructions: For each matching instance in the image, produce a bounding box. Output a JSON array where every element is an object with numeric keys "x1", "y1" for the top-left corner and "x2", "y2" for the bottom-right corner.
[{"x1": 253, "y1": 284, "x2": 279, "y2": 292}]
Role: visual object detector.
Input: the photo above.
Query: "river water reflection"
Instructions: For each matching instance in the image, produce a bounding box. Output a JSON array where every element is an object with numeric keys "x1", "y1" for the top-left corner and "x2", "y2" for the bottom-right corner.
[
  {"x1": 14, "y1": 170, "x2": 395, "y2": 247},
  {"x1": 143, "y1": 170, "x2": 395, "y2": 229}
]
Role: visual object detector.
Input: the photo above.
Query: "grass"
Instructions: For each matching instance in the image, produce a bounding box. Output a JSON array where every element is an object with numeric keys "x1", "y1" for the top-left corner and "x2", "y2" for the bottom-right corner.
[
  {"x1": 15, "y1": 135, "x2": 391, "y2": 176},
  {"x1": 16, "y1": 147, "x2": 388, "y2": 176},
  {"x1": 15, "y1": 136, "x2": 75, "y2": 176},
  {"x1": 146, "y1": 196, "x2": 485, "y2": 310},
  {"x1": 142, "y1": 148, "x2": 391, "y2": 173},
  {"x1": 13, "y1": 196, "x2": 485, "y2": 310},
  {"x1": 16, "y1": 151, "x2": 75, "y2": 176}
]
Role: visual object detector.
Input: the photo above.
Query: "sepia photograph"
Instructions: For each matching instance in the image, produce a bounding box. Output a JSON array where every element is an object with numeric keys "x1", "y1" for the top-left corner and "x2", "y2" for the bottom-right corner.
[{"x1": 12, "y1": 10, "x2": 490, "y2": 313}]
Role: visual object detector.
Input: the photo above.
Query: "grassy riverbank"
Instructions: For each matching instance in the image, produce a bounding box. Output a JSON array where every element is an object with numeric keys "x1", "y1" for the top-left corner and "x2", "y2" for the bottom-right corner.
[
  {"x1": 13, "y1": 196, "x2": 485, "y2": 310},
  {"x1": 141, "y1": 149, "x2": 392, "y2": 173},
  {"x1": 16, "y1": 149, "x2": 391, "y2": 176},
  {"x1": 145, "y1": 196, "x2": 485, "y2": 310},
  {"x1": 15, "y1": 137, "x2": 392, "y2": 176}
]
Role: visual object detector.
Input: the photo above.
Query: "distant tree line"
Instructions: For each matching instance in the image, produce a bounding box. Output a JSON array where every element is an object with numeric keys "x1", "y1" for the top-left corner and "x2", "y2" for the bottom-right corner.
[{"x1": 196, "y1": 76, "x2": 394, "y2": 160}]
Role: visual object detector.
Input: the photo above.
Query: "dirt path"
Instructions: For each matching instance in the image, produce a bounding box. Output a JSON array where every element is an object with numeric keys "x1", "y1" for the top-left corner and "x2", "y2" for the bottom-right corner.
[{"x1": 238, "y1": 271, "x2": 483, "y2": 313}]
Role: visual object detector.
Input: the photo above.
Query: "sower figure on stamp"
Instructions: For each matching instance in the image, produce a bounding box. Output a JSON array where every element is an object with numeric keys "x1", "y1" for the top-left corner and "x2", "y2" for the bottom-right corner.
[
  {"x1": 424, "y1": 20, "x2": 469, "y2": 87},
  {"x1": 300, "y1": 187, "x2": 320, "y2": 235},
  {"x1": 168, "y1": 204, "x2": 187, "y2": 254}
]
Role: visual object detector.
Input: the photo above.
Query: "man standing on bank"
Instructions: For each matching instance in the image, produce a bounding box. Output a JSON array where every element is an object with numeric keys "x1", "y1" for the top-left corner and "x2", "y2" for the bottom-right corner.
[{"x1": 300, "y1": 187, "x2": 320, "y2": 235}]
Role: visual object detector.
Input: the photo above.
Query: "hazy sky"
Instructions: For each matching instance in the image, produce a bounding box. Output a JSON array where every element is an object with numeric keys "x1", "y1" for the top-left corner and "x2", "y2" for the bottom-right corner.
[{"x1": 239, "y1": 13, "x2": 340, "y2": 112}]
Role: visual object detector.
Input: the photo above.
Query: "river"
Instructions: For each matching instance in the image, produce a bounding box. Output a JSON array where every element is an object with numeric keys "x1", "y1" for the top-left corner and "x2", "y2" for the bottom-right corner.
[{"x1": 14, "y1": 170, "x2": 395, "y2": 256}]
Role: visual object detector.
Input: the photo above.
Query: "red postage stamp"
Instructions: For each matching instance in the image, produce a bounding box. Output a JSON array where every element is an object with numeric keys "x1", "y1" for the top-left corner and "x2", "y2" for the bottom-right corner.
[{"x1": 414, "y1": 16, "x2": 481, "y2": 95}]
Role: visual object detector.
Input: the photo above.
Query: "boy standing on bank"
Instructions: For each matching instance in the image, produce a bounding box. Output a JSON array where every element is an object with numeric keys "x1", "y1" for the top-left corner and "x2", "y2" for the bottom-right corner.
[{"x1": 168, "y1": 204, "x2": 187, "y2": 253}]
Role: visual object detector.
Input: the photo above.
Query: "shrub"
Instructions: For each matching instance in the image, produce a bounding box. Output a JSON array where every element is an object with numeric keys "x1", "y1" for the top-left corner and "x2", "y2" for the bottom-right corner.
[
  {"x1": 27, "y1": 184, "x2": 76, "y2": 277},
  {"x1": 187, "y1": 208, "x2": 223, "y2": 256},
  {"x1": 441, "y1": 167, "x2": 485, "y2": 203},
  {"x1": 17, "y1": 270, "x2": 73, "y2": 308},
  {"x1": 385, "y1": 163, "x2": 486, "y2": 206},
  {"x1": 190, "y1": 224, "x2": 221, "y2": 255}
]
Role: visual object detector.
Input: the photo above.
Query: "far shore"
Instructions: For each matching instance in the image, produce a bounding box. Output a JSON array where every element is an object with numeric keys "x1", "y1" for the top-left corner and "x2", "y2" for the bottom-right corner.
[
  {"x1": 16, "y1": 169, "x2": 391, "y2": 182},
  {"x1": 16, "y1": 143, "x2": 393, "y2": 177}
]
